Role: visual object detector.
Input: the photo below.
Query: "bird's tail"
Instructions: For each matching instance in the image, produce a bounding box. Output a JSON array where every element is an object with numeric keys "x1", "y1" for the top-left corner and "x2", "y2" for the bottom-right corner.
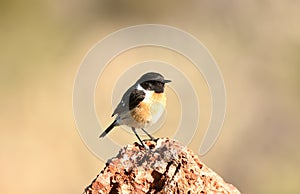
[{"x1": 99, "y1": 120, "x2": 118, "y2": 138}]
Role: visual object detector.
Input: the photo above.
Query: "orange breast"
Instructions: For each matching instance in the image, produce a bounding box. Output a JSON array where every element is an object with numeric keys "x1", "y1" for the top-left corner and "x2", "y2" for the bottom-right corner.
[
  {"x1": 130, "y1": 92, "x2": 166, "y2": 125},
  {"x1": 130, "y1": 102, "x2": 151, "y2": 124}
]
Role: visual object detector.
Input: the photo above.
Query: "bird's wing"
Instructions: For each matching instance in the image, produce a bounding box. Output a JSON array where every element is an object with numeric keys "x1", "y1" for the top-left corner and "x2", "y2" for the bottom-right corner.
[
  {"x1": 129, "y1": 89, "x2": 146, "y2": 110},
  {"x1": 112, "y1": 86, "x2": 145, "y2": 117}
]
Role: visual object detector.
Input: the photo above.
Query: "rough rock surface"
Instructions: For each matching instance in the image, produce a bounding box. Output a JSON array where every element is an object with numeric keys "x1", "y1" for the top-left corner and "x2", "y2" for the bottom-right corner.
[{"x1": 84, "y1": 138, "x2": 241, "y2": 194}]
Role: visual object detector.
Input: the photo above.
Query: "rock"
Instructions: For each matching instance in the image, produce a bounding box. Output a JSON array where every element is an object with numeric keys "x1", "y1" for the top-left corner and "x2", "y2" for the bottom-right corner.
[{"x1": 83, "y1": 138, "x2": 241, "y2": 194}]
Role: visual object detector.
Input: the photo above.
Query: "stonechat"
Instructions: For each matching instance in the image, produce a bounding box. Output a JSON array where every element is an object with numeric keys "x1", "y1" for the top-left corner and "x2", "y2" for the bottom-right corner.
[{"x1": 99, "y1": 72, "x2": 171, "y2": 147}]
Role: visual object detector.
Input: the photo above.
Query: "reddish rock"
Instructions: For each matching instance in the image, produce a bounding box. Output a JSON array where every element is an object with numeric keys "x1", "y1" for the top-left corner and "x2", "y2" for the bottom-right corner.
[{"x1": 84, "y1": 138, "x2": 241, "y2": 194}]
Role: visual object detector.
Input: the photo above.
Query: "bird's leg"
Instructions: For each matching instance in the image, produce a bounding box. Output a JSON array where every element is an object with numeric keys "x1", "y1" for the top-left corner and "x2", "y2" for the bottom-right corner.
[
  {"x1": 141, "y1": 128, "x2": 156, "y2": 141},
  {"x1": 131, "y1": 127, "x2": 145, "y2": 147}
]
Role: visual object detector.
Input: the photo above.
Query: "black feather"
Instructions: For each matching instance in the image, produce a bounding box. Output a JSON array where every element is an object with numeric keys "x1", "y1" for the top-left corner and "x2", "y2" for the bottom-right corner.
[
  {"x1": 111, "y1": 86, "x2": 145, "y2": 116},
  {"x1": 99, "y1": 120, "x2": 118, "y2": 138},
  {"x1": 129, "y1": 89, "x2": 145, "y2": 110}
]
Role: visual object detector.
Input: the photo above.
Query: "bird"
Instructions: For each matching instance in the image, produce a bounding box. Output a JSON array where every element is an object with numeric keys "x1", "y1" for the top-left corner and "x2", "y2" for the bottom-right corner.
[{"x1": 99, "y1": 72, "x2": 171, "y2": 147}]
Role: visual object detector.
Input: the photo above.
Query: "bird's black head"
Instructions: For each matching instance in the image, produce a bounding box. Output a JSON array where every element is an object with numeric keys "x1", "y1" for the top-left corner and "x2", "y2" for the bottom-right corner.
[{"x1": 137, "y1": 72, "x2": 171, "y2": 93}]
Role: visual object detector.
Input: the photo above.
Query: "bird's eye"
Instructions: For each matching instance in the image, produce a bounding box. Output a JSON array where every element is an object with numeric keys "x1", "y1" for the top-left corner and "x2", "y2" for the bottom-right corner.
[{"x1": 141, "y1": 82, "x2": 152, "y2": 89}]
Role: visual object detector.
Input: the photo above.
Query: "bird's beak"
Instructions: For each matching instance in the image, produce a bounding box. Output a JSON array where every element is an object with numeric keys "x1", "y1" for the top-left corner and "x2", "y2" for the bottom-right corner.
[{"x1": 163, "y1": 79, "x2": 171, "y2": 83}]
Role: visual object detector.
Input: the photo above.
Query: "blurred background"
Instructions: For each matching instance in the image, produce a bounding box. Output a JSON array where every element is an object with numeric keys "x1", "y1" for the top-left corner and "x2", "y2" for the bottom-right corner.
[{"x1": 1, "y1": 0, "x2": 300, "y2": 193}]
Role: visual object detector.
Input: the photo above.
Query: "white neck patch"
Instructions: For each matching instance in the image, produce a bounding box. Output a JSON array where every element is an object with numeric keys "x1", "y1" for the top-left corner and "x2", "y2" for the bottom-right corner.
[{"x1": 137, "y1": 84, "x2": 153, "y2": 100}]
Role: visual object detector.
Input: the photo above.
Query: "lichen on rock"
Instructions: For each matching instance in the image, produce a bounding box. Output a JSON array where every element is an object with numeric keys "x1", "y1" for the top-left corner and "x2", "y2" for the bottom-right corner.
[{"x1": 83, "y1": 138, "x2": 241, "y2": 194}]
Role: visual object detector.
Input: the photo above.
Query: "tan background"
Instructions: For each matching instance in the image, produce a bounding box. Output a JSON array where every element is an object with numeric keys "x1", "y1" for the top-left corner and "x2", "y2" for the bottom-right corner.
[{"x1": 1, "y1": 0, "x2": 300, "y2": 193}]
